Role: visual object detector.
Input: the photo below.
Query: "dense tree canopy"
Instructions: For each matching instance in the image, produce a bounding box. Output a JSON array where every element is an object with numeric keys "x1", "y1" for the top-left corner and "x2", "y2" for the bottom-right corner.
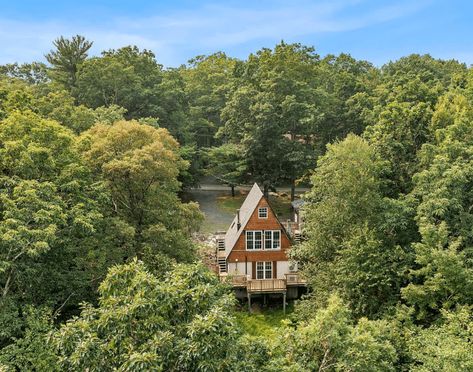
[{"x1": 1, "y1": 34, "x2": 473, "y2": 370}]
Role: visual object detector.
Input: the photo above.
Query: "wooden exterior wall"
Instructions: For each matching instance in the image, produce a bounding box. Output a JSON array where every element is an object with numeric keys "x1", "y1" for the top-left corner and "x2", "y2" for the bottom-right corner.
[{"x1": 227, "y1": 197, "x2": 291, "y2": 266}]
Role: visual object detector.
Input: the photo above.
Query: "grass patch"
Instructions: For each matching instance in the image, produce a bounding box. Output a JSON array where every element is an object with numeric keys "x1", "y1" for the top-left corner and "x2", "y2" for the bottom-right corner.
[
  {"x1": 217, "y1": 194, "x2": 246, "y2": 212},
  {"x1": 234, "y1": 304, "x2": 294, "y2": 338},
  {"x1": 268, "y1": 194, "x2": 292, "y2": 221},
  {"x1": 217, "y1": 193, "x2": 292, "y2": 221}
]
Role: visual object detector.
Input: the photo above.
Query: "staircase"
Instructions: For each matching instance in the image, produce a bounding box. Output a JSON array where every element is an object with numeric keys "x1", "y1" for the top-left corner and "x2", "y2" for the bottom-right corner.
[
  {"x1": 216, "y1": 236, "x2": 227, "y2": 273},
  {"x1": 218, "y1": 258, "x2": 227, "y2": 273}
]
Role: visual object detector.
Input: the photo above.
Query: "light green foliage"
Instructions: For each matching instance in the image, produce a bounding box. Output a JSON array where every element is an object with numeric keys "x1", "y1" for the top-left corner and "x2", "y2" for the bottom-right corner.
[
  {"x1": 408, "y1": 306, "x2": 473, "y2": 371},
  {"x1": 34, "y1": 90, "x2": 97, "y2": 133},
  {"x1": 293, "y1": 134, "x2": 414, "y2": 317},
  {"x1": 53, "y1": 261, "x2": 238, "y2": 371},
  {"x1": 234, "y1": 305, "x2": 293, "y2": 338},
  {"x1": 282, "y1": 295, "x2": 397, "y2": 371},
  {"x1": 0, "y1": 111, "x2": 108, "y2": 349},
  {"x1": 79, "y1": 120, "x2": 203, "y2": 263},
  {"x1": 0, "y1": 80, "x2": 126, "y2": 133}
]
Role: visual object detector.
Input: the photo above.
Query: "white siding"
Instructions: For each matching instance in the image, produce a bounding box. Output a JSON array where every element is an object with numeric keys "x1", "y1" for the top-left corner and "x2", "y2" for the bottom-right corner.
[
  {"x1": 277, "y1": 261, "x2": 290, "y2": 279},
  {"x1": 228, "y1": 262, "x2": 252, "y2": 277}
]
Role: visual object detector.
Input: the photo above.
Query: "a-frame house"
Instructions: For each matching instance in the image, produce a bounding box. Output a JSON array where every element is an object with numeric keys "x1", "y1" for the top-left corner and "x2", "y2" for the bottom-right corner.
[{"x1": 216, "y1": 183, "x2": 306, "y2": 307}]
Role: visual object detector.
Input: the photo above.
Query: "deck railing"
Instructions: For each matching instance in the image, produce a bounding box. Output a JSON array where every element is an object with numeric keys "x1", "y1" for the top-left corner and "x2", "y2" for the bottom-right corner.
[
  {"x1": 285, "y1": 272, "x2": 307, "y2": 285},
  {"x1": 220, "y1": 273, "x2": 306, "y2": 291},
  {"x1": 247, "y1": 279, "x2": 286, "y2": 293}
]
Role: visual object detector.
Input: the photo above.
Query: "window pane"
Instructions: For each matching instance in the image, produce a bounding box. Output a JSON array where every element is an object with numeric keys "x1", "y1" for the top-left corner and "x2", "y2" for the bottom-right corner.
[
  {"x1": 254, "y1": 231, "x2": 262, "y2": 249},
  {"x1": 258, "y1": 207, "x2": 267, "y2": 218},
  {"x1": 265, "y1": 262, "x2": 272, "y2": 279},
  {"x1": 273, "y1": 231, "x2": 280, "y2": 249},
  {"x1": 256, "y1": 262, "x2": 264, "y2": 279},
  {"x1": 246, "y1": 231, "x2": 253, "y2": 249},
  {"x1": 265, "y1": 231, "x2": 272, "y2": 249}
]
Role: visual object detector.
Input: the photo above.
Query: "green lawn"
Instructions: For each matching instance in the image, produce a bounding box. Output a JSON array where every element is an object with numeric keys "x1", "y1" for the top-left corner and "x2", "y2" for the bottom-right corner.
[
  {"x1": 218, "y1": 193, "x2": 293, "y2": 222},
  {"x1": 234, "y1": 304, "x2": 294, "y2": 338}
]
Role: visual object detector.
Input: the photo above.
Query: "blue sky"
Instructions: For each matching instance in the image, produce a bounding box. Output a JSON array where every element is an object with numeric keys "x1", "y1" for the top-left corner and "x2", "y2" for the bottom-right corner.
[{"x1": 0, "y1": 0, "x2": 472, "y2": 67}]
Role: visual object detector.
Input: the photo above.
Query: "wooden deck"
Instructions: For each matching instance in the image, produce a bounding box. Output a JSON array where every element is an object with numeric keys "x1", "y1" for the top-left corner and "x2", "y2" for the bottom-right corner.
[
  {"x1": 220, "y1": 273, "x2": 306, "y2": 293},
  {"x1": 247, "y1": 279, "x2": 286, "y2": 293}
]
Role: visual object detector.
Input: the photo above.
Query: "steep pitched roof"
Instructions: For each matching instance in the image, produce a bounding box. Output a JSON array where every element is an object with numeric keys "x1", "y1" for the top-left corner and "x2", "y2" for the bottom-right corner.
[{"x1": 224, "y1": 183, "x2": 263, "y2": 257}]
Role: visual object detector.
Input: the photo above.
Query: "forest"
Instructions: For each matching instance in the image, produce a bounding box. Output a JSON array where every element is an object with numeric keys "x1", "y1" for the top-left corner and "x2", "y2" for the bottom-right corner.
[{"x1": 0, "y1": 35, "x2": 472, "y2": 371}]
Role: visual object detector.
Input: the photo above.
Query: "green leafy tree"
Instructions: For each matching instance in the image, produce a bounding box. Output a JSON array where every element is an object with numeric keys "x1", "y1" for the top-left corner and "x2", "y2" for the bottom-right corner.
[
  {"x1": 281, "y1": 295, "x2": 397, "y2": 371},
  {"x1": 0, "y1": 307, "x2": 59, "y2": 371},
  {"x1": 362, "y1": 54, "x2": 467, "y2": 195},
  {"x1": 206, "y1": 143, "x2": 247, "y2": 196},
  {"x1": 221, "y1": 42, "x2": 321, "y2": 197},
  {"x1": 53, "y1": 260, "x2": 238, "y2": 371},
  {"x1": 0, "y1": 111, "x2": 108, "y2": 346},
  {"x1": 78, "y1": 120, "x2": 203, "y2": 263},
  {"x1": 45, "y1": 35, "x2": 93, "y2": 90},
  {"x1": 408, "y1": 306, "x2": 473, "y2": 371},
  {"x1": 75, "y1": 46, "x2": 163, "y2": 120},
  {"x1": 292, "y1": 134, "x2": 415, "y2": 317},
  {"x1": 0, "y1": 62, "x2": 49, "y2": 85},
  {"x1": 182, "y1": 52, "x2": 237, "y2": 147},
  {"x1": 402, "y1": 92, "x2": 473, "y2": 319}
]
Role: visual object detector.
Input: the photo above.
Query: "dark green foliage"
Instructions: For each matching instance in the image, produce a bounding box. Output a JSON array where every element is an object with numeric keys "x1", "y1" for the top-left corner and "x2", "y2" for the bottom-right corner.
[
  {"x1": 0, "y1": 307, "x2": 59, "y2": 371},
  {"x1": 75, "y1": 46, "x2": 163, "y2": 120},
  {"x1": 45, "y1": 35, "x2": 93, "y2": 90}
]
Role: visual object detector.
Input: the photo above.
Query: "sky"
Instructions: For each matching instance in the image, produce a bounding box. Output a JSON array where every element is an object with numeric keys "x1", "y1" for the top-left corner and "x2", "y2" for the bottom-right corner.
[{"x1": 0, "y1": 0, "x2": 472, "y2": 67}]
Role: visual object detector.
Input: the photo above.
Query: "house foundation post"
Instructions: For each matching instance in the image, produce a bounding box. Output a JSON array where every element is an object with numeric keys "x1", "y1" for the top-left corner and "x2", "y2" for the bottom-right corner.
[
  {"x1": 248, "y1": 293, "x2": 251, "y2": 313},
  {"x1": 283, "y1": 293, "x2": 286, "y2": 314}
]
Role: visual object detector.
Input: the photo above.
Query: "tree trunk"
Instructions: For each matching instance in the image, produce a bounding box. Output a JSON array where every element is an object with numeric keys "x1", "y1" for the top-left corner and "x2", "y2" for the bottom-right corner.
[
  {"x1": 290, "y1": 180, "x2": 296, "y2": 202},
  {"x1": 231, "y1": 185, "x2": 235, "y2": 197},
  {"x1": 263, "y1": 184, "x2": 269, "y2": 199},
  {"x1": 2, "y1": 271, "x2": 12, "y2": 299}
]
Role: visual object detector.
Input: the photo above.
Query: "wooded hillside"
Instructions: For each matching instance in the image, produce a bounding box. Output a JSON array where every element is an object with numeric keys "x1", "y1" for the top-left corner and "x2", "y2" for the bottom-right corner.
[{"x1": 1, "y1": 36, "x2": 472, "y2": 371}]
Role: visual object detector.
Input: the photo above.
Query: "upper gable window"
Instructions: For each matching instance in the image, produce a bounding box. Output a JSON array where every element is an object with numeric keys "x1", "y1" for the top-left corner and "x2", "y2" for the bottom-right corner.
[{"x1": 258, "y1": 207, "x2": 268, "y2": 219}]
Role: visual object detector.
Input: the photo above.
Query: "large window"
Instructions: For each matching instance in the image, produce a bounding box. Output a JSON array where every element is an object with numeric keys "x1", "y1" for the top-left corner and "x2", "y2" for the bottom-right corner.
[
  {"x1": 256, "y1": 261, "x2": 272, "y2": 279},
  {"x1": 247, "y1": 230, "x2": 281, "y2": 250},
  {"x1": 264, "y1": 230, "x2": 281, "y2": 249},
  {"x1": 246, "y1": 230, "x2": 262, "y2": 250}
]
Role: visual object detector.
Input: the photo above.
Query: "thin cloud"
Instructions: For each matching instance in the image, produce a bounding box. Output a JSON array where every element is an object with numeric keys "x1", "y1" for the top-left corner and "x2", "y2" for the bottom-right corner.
[{"x1": 0, "y1": 0, "x2": 430, "y2": 65}]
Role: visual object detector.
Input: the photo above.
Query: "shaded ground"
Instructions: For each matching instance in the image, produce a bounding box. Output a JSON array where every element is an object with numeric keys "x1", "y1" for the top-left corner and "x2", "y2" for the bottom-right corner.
[
  {"x1": 185, "y1": 188, "x2": 236, "y2": 234},
  {"x1": 185, "y1": 187, "x2": 296, "y2": 234}
]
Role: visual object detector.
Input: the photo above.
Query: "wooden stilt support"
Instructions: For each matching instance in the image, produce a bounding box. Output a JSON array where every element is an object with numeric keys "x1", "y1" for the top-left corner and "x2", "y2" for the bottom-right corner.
[
  {"x1": 248, "y1": 293, "x2": 252, "y2": 313},
  {"x1": 263, "y1": 294, "x2": 267, "y2": 307},
  {"x1": 283, "y1": 293, "x2": 286, "y2": 314}
]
